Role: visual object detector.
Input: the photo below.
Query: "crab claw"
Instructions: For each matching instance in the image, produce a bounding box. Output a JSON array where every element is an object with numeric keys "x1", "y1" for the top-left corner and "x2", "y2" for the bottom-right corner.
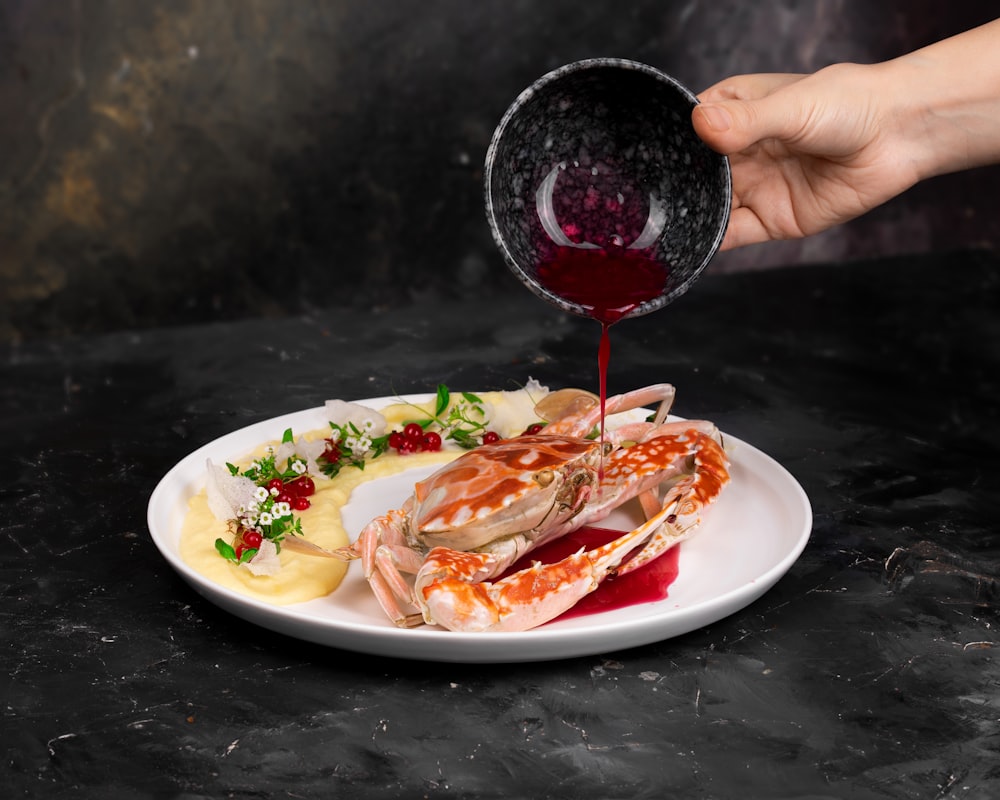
[{"x1": 415, "y1": 514, "x2": 667, "y2": 632}]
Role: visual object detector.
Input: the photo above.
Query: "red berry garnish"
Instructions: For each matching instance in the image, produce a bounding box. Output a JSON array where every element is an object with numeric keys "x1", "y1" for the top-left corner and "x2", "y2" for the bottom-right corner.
[
  {"x1": 275, "y1": 491, "x2": 294, "y2": 505},
  {"x1": 422, "y1": 431, "x2": 442, "y2": 451},
  {"x1": 234, "y1": 544, "x2": 246, "y2": 561},
  {"x1": 242, "y1": 530, "x2": 263, "y2": 549},
  {"x1": 292, "y1": 496, "x2": 311, "y2": 511},
  {"x1": 388, "y1": 431, "x2": 405, "y2": 450},
  {"x1": 292, "y1": 476, "x2": 315, "y2": 497},
  {"x1": 323, "y1": 438, "x2": 341, "y2": 461},
  {"x1": 482, "y1": 431, "x2": 501, "y2": 445},
  {"x1": 522, "y1": 423, "x2": 544, "y2": 436},
  {"x1": 397, "y1": 438, "x2": 418, "y2": 455},
  {"x1": 266, "y1": 477, "x2": 284, "y2": 493},
  {"x1": 403, "y1": 422, "x2": 424, "y2": 441}
]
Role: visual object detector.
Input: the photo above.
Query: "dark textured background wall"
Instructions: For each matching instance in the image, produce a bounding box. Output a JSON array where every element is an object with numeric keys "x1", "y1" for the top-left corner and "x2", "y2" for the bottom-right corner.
[{"x1": 1, "y1": 0, "x2": 998, "y2": 342}]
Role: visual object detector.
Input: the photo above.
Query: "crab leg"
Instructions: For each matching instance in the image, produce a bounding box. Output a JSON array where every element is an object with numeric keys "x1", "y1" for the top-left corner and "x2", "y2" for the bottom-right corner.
[
  {"x1": 542, "y1": 383, "x2": 676, "y2": 437},
  {"x1": 415, "y1": 499, "x2": 692, "y2": 633},
  {"x1": 334, "y1": 506, "x2": 429, "y2": 627},
  {"x1": 616, "y1": 431, "x2": 730, "y2": 576}
]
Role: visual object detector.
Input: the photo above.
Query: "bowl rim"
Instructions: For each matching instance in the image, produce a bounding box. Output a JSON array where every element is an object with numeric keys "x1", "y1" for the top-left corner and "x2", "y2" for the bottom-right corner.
[{"x1": 484, "y1": 58, "x2": 732, "y2": 321}]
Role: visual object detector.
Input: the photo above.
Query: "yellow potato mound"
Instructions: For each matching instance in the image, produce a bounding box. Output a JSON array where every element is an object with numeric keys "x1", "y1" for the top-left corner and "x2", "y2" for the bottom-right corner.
[{"x1": 179, "y1": 440, "x2": 457, "y2": 605}]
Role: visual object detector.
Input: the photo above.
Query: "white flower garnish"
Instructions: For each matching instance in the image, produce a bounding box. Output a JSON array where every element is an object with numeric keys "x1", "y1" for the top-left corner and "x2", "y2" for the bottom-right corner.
[
  {"x1": 273, "y1": 501, "x2": 291, "y2": 517},
  {"x1": 345, "y1": 432, "x2": 373, "y2": 458}
]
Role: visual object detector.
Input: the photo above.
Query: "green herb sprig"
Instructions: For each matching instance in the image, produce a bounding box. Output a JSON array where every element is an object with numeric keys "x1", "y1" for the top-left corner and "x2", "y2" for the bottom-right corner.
[
  {"x1": 397, "y1": 385, "x2": 490, "y2": 450},
  {"x1": 214, "y1": 428, "x2": 308, "y2": 564}
]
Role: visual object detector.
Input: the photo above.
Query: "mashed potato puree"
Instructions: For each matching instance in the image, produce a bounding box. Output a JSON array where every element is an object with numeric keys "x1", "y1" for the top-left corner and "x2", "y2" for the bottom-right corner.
[
  {"x1": 179, "y1": 442, "x2": 458, "y2": 605},
  {"x1": 178, "y1": 386, "x2": 549, "y2": 605}
]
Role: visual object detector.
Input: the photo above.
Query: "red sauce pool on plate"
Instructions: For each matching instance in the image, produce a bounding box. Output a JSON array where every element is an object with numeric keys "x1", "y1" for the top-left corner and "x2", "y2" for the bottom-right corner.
[{"x1": 504, "y1": 525, "x2": 681, "y2": 623}]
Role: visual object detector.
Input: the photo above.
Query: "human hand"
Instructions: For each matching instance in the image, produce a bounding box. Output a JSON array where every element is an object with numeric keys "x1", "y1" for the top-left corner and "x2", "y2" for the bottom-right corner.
[
  {"x1": 691, "y1": 65, "x2": 920, "y2": 251},
  {"x1": 691, "y1": 19, "x2": 1000, "y2": 252}
]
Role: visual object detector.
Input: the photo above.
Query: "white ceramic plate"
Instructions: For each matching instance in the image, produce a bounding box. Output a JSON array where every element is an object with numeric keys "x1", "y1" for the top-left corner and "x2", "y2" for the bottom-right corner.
[{"x1": 147, "y1": 394, "x2": 812, "y2": 663}]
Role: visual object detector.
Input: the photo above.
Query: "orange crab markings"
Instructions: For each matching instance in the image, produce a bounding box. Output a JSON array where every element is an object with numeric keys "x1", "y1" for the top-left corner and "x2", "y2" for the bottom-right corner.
[
  {"x1": 417, "y1": 465, "x2": 480, "y2": 494},
  {"x1": 420, "y1": 549, "x2": 502, "y2": 623},
  {"x1": 689, "y1": 436, "x2": 729, "y2": 503},
  {"x1": 413, "y1": 435, "x2": 598, "y2": 529},
  {"x1": 423, "y1": 547, "x2": 494, "y2": 580},
  {"x1": 663, "y1": 434, "x2": 729, "y2": 516},
  {"x1": 494, "y1": 557, "x2": 590, "y2": 609},
  {"x1": 411, "y1": 429, "x2": 725, "y2": 542},
  {"x1": 433, "y1": 579, "x2": 497, "y2": 617},
  {"x1": 603, "y1": 433, "x2": 698, "y2": 480},
  {"x1": 480, "y1": 435, "x2": 595, "y2": 468}
]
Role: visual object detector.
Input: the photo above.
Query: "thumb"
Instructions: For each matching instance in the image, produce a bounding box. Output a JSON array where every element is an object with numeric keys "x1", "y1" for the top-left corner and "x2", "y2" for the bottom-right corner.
[{"x1": 692, "y1": 96, "x2": 799, "y2": 155}]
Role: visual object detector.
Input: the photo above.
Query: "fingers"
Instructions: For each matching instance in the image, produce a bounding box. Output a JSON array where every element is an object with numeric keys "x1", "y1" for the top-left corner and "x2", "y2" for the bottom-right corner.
[
  {"x1": 697, "y1": 73, "x2": 804, "y2": 104},
  {"x1": 693, "y1": 96, "x2": 799, "y2": 156},
  {"x1": 718, "y1": 207, "x2": 770, "y2": 251},
  {"x1": 693, "y1": 73, "x2": 807, "y2": 156}
]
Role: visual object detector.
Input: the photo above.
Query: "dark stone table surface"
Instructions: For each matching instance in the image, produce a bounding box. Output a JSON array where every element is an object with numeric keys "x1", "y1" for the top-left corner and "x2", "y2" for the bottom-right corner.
[{"x1": 3, "y1": 251, "x2": 999, "y2": 798}]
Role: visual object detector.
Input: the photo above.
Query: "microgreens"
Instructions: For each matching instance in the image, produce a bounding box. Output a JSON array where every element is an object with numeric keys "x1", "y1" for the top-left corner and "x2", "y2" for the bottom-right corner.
[
  {"x1": 319, "y1": 419, "x2": 391, "y2": 478},
  {"x1": 396, "y1": 385, "x2": 491, "y2": 450},
  {"x1": 318, "y1": 383, "x2": 494, "y2": 478},
  {"x1": 214, "y1": 428, "x2": 310, "y2": 566}
]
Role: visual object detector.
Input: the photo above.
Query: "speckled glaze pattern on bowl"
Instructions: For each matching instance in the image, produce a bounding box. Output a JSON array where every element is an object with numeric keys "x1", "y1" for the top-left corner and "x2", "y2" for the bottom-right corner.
[{"x1": 485, "y1": 58, "x2": 732, "y2": 320}]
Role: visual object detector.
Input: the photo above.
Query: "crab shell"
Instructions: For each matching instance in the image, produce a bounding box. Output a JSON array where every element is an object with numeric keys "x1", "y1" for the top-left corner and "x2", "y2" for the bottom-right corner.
[{"x1": 408, "y1": 434, "x2": 603, "y2": 552}]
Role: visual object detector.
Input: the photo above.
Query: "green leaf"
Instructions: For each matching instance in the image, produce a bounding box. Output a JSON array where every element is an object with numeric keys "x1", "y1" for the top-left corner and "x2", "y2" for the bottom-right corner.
[
  {"x1": 449, "y1": 428, "x2": 480, "y2": 449},
  {"x1": 215, "y1": 539, "x2": 236, "y2": 560},
  {"x1": 238, "y1": 547, "x2": 259, "y2": 564},
  {"x1": 435, "y1": 384, "x2": 450, "y2": 417},
  {"x1": 225, "y1": 462, "x2": 239, "y2": 476},
  {"x1": 320, "y1": 460, "x2": 342, "y2": 478},
  {"x1": 282, "y1": 428, "x2": 294, "y2": 444},
  {"x1": 368, "y1": 434, "x2": 390, "y2": 459},
  {"x1": 462, "y1": 391, "x2": 482, "y2": 404}
]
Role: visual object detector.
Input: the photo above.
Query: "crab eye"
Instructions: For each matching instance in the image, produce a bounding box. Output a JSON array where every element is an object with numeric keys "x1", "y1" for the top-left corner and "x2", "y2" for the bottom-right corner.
[{"x1": 534, "y1": 469, "x2": 555, "y2": 487}]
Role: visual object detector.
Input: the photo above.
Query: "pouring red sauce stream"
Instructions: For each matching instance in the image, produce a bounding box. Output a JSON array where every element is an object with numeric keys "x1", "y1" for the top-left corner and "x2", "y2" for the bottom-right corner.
[
  {"x1": 529, "y1": 246, "x2": 677, "y2": 617},
  {"x1": 537, "y1": 244, "x2": 668, "y2": 460}
]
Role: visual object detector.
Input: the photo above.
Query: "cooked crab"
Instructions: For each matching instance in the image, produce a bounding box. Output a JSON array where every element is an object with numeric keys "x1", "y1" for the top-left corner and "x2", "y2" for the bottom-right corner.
[{"x1": 336, "y1": 384, "x2": 729, "y2": 632}]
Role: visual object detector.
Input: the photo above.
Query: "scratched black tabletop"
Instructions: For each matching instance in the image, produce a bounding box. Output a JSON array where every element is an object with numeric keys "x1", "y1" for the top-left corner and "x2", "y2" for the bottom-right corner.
[{"x1": 3, "y1": 251, "x2": 999, "y2": 799}]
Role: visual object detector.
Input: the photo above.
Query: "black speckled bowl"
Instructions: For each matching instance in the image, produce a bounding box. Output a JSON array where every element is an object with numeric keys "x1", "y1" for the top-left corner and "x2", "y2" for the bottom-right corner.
[{"x1": 485, "y1": 58, "x2": 731, "y2": 320}]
